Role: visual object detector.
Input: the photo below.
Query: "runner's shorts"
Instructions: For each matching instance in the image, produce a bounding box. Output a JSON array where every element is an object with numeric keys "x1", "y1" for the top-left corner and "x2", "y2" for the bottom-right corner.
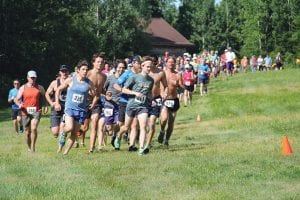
[
  {"x1": 65, "y1": 108, "x2": 87, "y2": 125},
  {"x1": 163, "y1": 98, "x2": 180, "y2": 112}
]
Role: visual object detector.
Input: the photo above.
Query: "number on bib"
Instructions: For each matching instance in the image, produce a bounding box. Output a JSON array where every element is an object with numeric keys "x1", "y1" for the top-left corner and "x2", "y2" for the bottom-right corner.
[
  {"x1": 104, "y1": 108, "x2": 113, "y2": 117},
  {"x1": 72, "y1": 94, "x2": 84, "y2": 103},
  {"x1": 164, "y1": 100, "x2": 175, "y2": 108},
  {"x1": 185, "y1": 81, "x2": 191, "y2": 86},
  {"x1": 26, "y1": 107, "x2": 37, "y2": 114},
  {"x1": 135, "y1": 95, "x2": 146, "y2": 103},
  {"x1": 155, "y1": 98, "x2": 162, "y2": 106}
]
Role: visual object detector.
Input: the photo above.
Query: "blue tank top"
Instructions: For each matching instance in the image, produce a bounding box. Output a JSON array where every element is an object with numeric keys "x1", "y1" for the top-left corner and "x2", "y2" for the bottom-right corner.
[{"x1": 65, "y1": 76, "x2": 90, "y2": 111}]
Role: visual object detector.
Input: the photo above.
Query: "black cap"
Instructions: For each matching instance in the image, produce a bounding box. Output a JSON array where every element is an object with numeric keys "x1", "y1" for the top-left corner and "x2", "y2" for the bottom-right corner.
[{"x1": 59, "y1": 64, "x2": 69, "y2": 71}]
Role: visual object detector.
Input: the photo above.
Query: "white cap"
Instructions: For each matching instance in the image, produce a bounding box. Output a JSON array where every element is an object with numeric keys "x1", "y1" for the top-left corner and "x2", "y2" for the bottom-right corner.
[{"x1": 27, "y1": 70, "x2": 37, "y2": 78}]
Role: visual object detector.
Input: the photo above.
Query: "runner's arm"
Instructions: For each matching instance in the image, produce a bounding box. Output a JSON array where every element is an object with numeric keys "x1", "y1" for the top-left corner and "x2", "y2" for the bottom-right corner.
[{"x1": 45, "y1": 80, "x2": 56, "y2": 107}]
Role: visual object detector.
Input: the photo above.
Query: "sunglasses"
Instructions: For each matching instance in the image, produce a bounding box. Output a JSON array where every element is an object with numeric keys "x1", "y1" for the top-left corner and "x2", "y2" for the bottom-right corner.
[
  {"x1": 14, "y1": 82, "x2": 20, "y2": 85},
  {"x1": 29, "y1": 77, "x2": 36, "y2": 79}
]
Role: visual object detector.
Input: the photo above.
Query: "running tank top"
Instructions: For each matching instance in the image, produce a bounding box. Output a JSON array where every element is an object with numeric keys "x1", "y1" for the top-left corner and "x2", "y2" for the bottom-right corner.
[
  {"x1": 182, "y1": 71, "x2": 194, "y2": 85},
  {"x1": 22, "y1": 84, "x2": 41, "y2": 115},
  {"x1": 50, "y1": 79, "x2": 67, "y2": 106},
  {"x1": 65, "y1": 76, "x2": 90, "y2": 111}
]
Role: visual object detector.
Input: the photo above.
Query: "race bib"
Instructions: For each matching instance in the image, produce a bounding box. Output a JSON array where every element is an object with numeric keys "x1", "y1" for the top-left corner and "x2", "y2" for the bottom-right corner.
[
  {"x1": 104, "y1": 108, "x2": 113, "y2": 117},
  {"x1": 155, "y1": 98, "x2": 162, "y2": 106},
  {"x1": 72, "y1": 94, "x2": 84, "y2": 104},
  {"x1": 135, "y1": 95, "x2": 146, "y2": 103},
  {"x1": 26, "y1": 107, "x2": 37, "y2": 114},
  {"x1": 164, "y1": 100, "x2": 175, "y2": 108},
  {"x1": 185, "y1": 81, "x2": 191, "y2": 86}
]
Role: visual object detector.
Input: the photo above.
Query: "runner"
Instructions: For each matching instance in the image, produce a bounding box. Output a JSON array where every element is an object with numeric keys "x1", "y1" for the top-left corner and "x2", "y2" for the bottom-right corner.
[
  {"x1": 45, "y1": 65, "x2": 69, "y2": 138},
  {"x1": 225, "y1": 47, "x2": 236, "y2": 76},
  {"x1": 114, "y1": 56, "x2": 154, "y2": 155},
  {"x1": 8, "y1": 79, "x2": 23, "y2": 134},
  {"x1": 144, "y1": 55, "x2": 168, "y2": 152},
  {"x1": 15, "y1": 70, "x2": 47, "y2": 152},
  {"x1": 81, "y1": 53, "x2": 106, "y2": 152},
  {"x1": 182, "y1": 63, "x2": 195, "y2": 106},
  {"x1": 158, "y1": 56, "x2": 183, "y2": 146},
  {"x1": 103, "y1": 59, "x2": 126, "y2": 146},
  {"x1": 97, "y1": 91, "x2": 119, "y2": 150},
  {"x1": 113, "y1": 56, "x2": 142, "y2": 151},
  {"x1": 54, "y1": 60, "x2": 97, "y2": 155},
  {"x1": 198, "y1": 59, "x2": 211, "y2": 96}
]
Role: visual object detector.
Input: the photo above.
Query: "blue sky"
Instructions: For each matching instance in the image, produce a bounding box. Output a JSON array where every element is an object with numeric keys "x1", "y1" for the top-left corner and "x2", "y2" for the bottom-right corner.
[{"x1": 175, "y1": 0, "x2": 222, "y2": 7}]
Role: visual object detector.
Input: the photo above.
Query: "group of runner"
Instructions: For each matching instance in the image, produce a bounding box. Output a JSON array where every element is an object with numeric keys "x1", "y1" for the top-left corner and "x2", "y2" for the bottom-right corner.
[
  {"x1": 9, "y1": 48, "x2": 284, "y2": 154},
  {"x1": 8, "y1": 53, "x2": 183, "y2": 155}
]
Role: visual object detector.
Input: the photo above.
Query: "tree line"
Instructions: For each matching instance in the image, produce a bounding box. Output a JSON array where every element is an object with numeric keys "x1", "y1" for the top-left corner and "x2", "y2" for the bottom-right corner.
[{"x1": 0, "y1": 0, "x2": 299, "y2": 106}]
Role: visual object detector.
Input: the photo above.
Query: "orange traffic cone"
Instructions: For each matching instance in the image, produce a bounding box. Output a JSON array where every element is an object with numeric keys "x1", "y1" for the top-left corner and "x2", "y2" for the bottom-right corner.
[
  {"x1": 282, "y1": 135, "x2": 293, "y2": 155},
  {"x1": 196, "y1": 114, "x2": 201, "y2": 122}
]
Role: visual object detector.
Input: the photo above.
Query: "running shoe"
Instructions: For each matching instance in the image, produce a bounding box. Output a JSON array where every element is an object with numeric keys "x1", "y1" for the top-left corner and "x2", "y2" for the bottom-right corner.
[
  {"x1": 128, "y1": 145, "x2": 138, "y2": 152},
  {"x1": 114, "y1": 137, "x2": 121, "y2": 150},
  {"x1": 158, "y1": 130, "x2": 165, "y2": 144},
  {"x1": 111, "y1": 135, "x2": 116, "y2": 147},
  {"x1": 19, "y1": 126, "x2": 24, "y2": 134},
  {"x1": 138, "y1": 147, "x2": 145, "y2": 156},
  {"x1": 143, "y1": 147, "x2": 150, "y2": 154},
  {"x1": 164, "y1": 140, "x2": 169, "y2": 146},
  {"x1": 74, "y1": 141, "x2": 79, "y2": 148},
  {"x1": 89, "y1": 146, "x2": 95, "y2": 153},
  {"x1": 59, "y1": 132, "x2": 66, "y2": 147}
]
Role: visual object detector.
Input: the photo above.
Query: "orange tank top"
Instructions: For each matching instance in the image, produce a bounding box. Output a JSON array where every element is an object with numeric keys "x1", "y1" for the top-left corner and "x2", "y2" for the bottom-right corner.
[{"x1": 22, "y1": 84, "x2": 41, "y2": 115}]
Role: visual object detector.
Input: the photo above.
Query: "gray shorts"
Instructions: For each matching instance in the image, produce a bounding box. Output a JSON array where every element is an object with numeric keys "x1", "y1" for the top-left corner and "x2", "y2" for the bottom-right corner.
[
  {"x1": 126, "y1": 107, "x2": 148, "y2": 118},
  {"x1": 21, "y1": 112, "x2": 41, "y2": 128},
  {"x1": 50, "y1": 109, "x2": 64, "y2": 128}
]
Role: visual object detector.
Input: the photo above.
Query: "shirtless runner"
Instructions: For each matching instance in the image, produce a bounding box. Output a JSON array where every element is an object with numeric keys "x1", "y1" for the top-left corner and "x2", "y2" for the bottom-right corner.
[{"x1": 158, "y1": 56, "x2": 184, "y2": 146}]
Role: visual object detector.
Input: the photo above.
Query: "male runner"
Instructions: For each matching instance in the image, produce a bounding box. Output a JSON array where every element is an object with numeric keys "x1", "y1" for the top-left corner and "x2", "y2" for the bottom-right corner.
[
  {"x1": 158, "y1": 56, "x2": 183, "y2": 146},
  {"x1": 54, "y1": 60, "x2": 97, "y2": 155},
  {"x1": 45, "y1": 65, "x2": 69, "y2": 137},
  {"x1": 15, "y1": 70, "x2": 47, "y2": 152}
]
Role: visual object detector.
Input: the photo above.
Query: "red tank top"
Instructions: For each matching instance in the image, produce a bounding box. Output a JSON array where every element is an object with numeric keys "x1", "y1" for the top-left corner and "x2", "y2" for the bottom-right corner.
[
  {"x1": 182, "y1": 71, "x2": 194, "y2": 86},
  {"x1": 22, "y1": 84, "x2": 41, "y2": 115}
]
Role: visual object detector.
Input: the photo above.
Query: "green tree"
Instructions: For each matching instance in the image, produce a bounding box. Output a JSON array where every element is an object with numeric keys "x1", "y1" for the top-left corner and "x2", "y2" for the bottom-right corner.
[{"x1": 190, "y1": 0, "x2": 216, "y2": 51}]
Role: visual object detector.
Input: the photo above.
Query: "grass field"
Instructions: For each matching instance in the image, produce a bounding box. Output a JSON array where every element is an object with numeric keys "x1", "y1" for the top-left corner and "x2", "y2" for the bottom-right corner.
[{"x1": 1, "y1": 69, "x2": 300, "y2": 200}]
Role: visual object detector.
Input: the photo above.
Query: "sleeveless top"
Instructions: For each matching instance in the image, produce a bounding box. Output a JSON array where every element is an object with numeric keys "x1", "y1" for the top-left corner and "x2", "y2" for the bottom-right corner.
[
  {"x1": 182, "y1": 71, "x2": 194, "y2": 86},
  {"x1": 50, "y1": 79, "x2": 67, "y2": 108},
  {"x1": 22, "y1": 84, "x2": 41, "y2": 115},
  {"x1": 65, "y1": 76, "x2": 90, "y2": 112}
]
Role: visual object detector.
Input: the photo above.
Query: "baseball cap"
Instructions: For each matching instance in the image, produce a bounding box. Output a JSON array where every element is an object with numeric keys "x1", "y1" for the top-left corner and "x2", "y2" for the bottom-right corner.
[
  {"x1": 59, "y1": 64, "x2": 69, "y2": 71},
  {"x1": 132, "y1": 55, "x2": 142, "y2": 63},
  {"x1": 27, "y1": 70, "x2": 37, "y2": 78}
]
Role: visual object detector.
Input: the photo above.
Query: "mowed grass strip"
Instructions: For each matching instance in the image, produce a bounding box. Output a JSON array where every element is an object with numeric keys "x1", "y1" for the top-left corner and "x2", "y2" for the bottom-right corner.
[{"x1": 0, "y1": 69, "x2": 300, "y2": 200}]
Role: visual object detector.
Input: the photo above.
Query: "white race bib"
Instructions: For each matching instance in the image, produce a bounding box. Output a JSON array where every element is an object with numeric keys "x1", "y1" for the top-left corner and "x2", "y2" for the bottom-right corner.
[
  {"x1": 26, "y1": 107, "x2": 37, "y2": 114},
  {"x1": 72, "y1": 94, "x2": 84, "y2": 103},
  {"x1": 135, "y1": 96, "x2": 146, "y2": 103},
  {"x1": 185, "y1": 81, "x2": 191, "y2": 86},
  {"x1": 104, "y1": 108, "x2": 113, "y2": 117},
  {"x1": 164, "y1": 100, "x2": 175, "y2": 108},
  {"x1": 155, "y1": 98, "x2": 162, "y2": 106}
]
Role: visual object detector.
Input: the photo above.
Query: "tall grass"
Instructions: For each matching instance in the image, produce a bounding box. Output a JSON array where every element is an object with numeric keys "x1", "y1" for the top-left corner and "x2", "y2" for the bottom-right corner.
[{"x1": 1, "y1": 69, "x2": 300, "y2": 200}]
